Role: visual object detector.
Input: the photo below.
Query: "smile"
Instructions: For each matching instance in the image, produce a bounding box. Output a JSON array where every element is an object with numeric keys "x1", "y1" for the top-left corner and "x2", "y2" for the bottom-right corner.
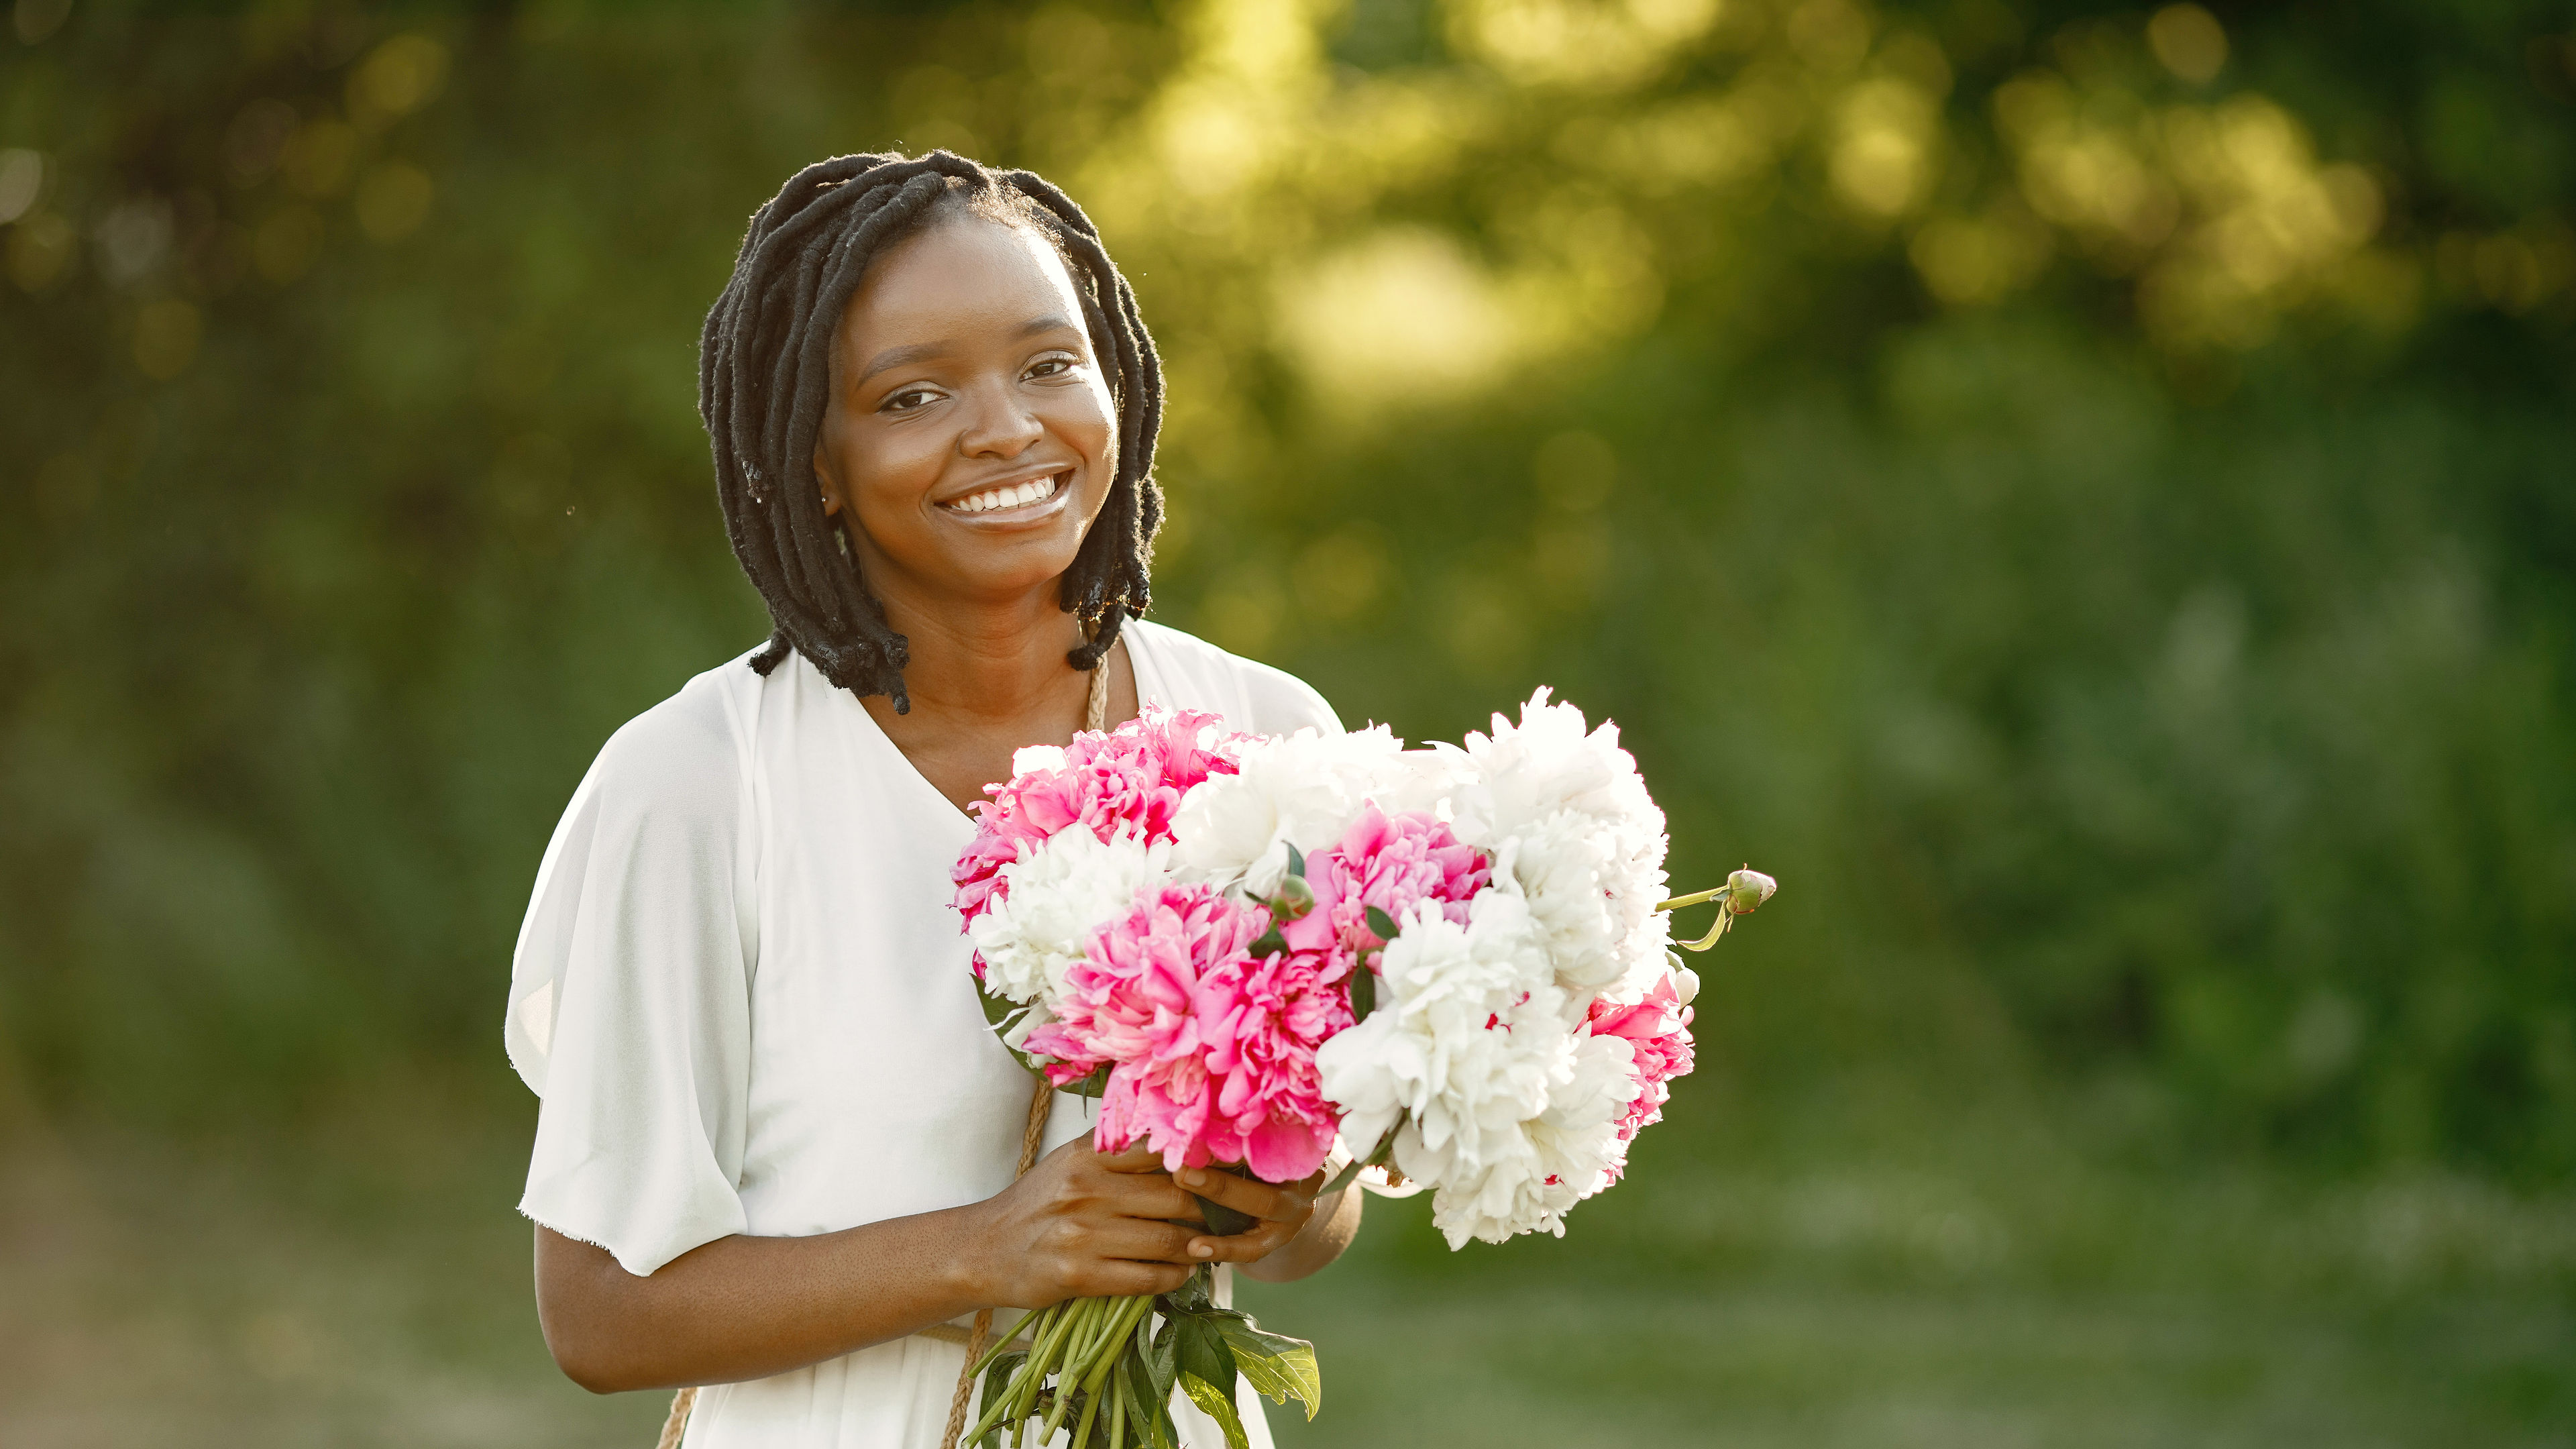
[{"x1": 943, "y1": 472, "x2": 1067, "y2": 516}]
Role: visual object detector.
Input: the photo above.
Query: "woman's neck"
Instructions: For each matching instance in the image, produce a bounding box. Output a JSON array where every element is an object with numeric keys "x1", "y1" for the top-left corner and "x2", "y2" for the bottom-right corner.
[
  {"x1": 875, "y1": 584, "x2": 1089, "y2": 725},
  {"x1": 852, "y1": 575, "x2": 1137, "y2": 814}
]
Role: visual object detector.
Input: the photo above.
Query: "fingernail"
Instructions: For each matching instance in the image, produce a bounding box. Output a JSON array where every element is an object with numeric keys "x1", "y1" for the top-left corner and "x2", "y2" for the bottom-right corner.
[
  {"x1": 1191, "y1": 1242, "x2": 1213, "y2": 1258},
  {"x1": 1180, "y1": 1169, "x2": 1205, "y2": 1186}
]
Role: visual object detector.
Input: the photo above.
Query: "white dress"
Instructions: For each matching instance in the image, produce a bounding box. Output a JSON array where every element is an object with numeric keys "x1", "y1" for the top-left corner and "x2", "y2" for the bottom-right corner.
[{"x1": 505, "y1": 619, "x2": 1342, "y2": 1448}]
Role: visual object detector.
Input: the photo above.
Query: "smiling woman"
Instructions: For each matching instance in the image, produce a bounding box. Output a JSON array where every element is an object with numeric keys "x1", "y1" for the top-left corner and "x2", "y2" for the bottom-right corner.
[
  {"x1": 704, "y1": 156, "x2": 1161, "y2": 722},
  {"x1": 503, "y1": 153, "x2": 1362, "y2": 1449}
]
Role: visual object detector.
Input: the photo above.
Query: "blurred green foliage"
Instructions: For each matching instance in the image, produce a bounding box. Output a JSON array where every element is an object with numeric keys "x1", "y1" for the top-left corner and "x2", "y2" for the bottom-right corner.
[{"x1": 1, "y1": 0, "x2": 2572, "y2": 1184}]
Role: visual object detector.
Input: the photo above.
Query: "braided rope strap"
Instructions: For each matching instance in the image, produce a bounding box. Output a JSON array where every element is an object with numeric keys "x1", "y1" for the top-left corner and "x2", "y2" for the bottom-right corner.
[
  {"x1": 938, "y1": 1071, "x2": 1059, "y2": 1449},
  {"x1": 663, "y1": 660, "x2": 1105, "y2": 1449},
  {"x1": 936, "y1": 659, "x2": 1104, "y2": 1446},
  {"x1": 936, "y1": 659, "x2": 1104, "y2": 1448},
  {"x1": 654, "y1": 1387, "x2": 694, "y2": 1449}
]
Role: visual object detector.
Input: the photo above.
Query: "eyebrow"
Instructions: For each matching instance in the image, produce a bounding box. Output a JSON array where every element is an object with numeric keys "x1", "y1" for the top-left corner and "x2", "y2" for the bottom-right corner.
[{"x1": 856, "y1": 315, "x2": 1082, "y2": 386}]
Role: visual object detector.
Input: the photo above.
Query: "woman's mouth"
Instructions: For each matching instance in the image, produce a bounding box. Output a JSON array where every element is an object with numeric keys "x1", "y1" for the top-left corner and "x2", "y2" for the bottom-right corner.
[{"x1": 943, "y1": 472, "x2": 1067, "y2": 517}]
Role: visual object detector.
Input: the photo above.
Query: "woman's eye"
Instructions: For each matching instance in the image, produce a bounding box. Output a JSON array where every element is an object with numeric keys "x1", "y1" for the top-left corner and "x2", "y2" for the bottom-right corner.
[
  {"x1": 1027, "y1": 356, "x2": 1079, "y2": 380},
  {"x1": 881, "y1": 388, "x2": 940, "y2": 413}
]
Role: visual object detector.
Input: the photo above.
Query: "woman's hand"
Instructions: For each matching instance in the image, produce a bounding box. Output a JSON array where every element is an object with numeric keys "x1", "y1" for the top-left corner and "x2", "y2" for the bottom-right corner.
[
  {"x1": 1182, "y1": 1165, "x2": 1362, "y2": 1283},
  {"x1": 1172, "y1": 1166, "x2": 1320, "y2": 1267},
  {"x1": 963, "y1": 1141, "x2": 1363, "y2": 1305},
  {"x1": 965, "y1": 1139, "x2": 1213, "y2": 1307}
]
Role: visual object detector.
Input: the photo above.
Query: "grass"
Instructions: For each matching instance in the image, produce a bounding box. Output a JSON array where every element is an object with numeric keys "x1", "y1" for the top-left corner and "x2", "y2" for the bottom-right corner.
[{"x1": 3, "y1": 1083, "x2": 2570, "y2": 1448}]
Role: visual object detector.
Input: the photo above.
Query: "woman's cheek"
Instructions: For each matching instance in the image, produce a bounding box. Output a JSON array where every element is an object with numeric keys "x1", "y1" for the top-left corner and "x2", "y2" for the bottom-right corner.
[
  {"x1": 1071, "y1": 383, "x2": 1118, "y2": 487},
  {"x1": 866, "y1": 436, "x2": 951, "y2": 518}
]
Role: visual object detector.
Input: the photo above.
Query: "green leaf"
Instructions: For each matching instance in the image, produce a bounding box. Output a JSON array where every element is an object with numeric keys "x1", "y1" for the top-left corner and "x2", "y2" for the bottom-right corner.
[
  {"x1": 975, "y1": 981, "x2": 1071, "y2": 1079},
  {"x1": 1065, "y1": 1062, "x2": 1110, "y2": 1098},
  {"x1": 1212, "y1": 1317, "x2": 1322, "y2": 1419},
  {"x1": 1283, "y1": 841, "x2": 1305, "y2": 878},
  {"x1": 1177, "y1": 1372, "x2": 1250, "y2": 1449},
  {"x1": 1146, "y1": 1314, "x2": 1181, "y2": 1401},
  {"x1": 1159, "y1": 1263, "x2": 1218, "y2": 1317},
  {"x1": 1173, "y1": 1309, "x2": 1240, "y2": 1393},
  {"x1": 1246, "y1": 928, "x2": 1287, "y2": 959},
  {"x1": 1363, "y1": 905, "x2": 1399, "y2": 941},
  {"x1": 1123, "y1": 1349, "x2": 1175, "y2": 1449},
  {"x1": 1167, "y1": 1303, "x2": 1247, "y2": 1446},
  {"x1": 977, "y1": 980, "x2": 1025, "y2": 1034},
  {"x1": 976, "y1": 1348, "x2": 1027, "y2": 1449},
  {"x1": 1348, "y1": 965, "x2": 1376, "y2": 1023}
]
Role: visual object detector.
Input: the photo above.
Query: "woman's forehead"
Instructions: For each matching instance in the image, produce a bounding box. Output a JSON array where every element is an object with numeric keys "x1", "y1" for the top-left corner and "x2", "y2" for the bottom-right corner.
[{"x1": 842, "y1": 215, "x2": 1084, "y2": 348}]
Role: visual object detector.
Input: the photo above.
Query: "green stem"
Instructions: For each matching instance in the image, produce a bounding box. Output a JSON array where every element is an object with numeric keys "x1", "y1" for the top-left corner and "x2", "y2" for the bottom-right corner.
[
  {"x1": 1070, "y1": 1292, "x2": 1126, "y2": 1364},
  {"x1": 1109, "y1": 1367, "x2": 1128, "y2": 1449},
  {"x1": 964, "y1": 1304, "x2": 1052, "y2": 1444},
  {"x1": 967, "y1": 1305, "x2": 1044, "y2": 1381},
  {"x1": 1036, "y1": 1299, "x2": 1103, "y2": 1442},
  {"x1": 1071, "y1": 1368, "x2": 1104, "y2": 1449},
  {"x1": 998, "y1": 1302, "x2": 1080, "y2": 1436},
  {"x1": 1080, "y1": 1296, "x2": 1156, "y2": 1395}
]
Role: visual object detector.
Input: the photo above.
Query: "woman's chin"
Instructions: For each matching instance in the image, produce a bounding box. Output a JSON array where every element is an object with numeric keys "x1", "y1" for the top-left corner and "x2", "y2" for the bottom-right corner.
[{"x1": 930, "y1": 545, "x2": 1091, "y2": 607}]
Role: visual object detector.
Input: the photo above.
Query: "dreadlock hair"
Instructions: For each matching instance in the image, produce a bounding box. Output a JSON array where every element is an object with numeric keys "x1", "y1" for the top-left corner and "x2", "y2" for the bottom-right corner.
[{"x1": 699, "y1": 151, "x2": 1165, "y2": 714}]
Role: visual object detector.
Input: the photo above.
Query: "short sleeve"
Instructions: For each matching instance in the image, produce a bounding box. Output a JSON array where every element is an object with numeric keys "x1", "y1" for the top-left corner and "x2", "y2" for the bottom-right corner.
[{"x1": 506, "y1": 672, "x2": 757, "y2": 1277}]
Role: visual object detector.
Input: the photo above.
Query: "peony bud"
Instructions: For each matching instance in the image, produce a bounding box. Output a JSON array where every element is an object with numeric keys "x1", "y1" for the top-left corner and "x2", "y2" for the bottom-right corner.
[
  {"x1": 1271, "y1": 871, "x2": 1316, "y2": 920},
  {"x1": 1725, "y1": 867, "x2": 1776, "y2": 914},
  {"x1": 1669, "y1": 962, "x2": 1701, "y2": 1007}
]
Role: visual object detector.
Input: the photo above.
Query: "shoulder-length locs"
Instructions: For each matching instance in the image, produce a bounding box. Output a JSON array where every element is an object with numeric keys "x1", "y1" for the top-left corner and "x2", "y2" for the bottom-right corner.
[{"x1": 698, "y1": 151, "x2": 1165, "y2": 713}]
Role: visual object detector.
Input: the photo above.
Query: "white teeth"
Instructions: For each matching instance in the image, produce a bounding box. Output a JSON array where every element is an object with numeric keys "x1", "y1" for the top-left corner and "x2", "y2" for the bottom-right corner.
[{"x1": 952, "y1": 475, "x2": 1058, "y2": 515}]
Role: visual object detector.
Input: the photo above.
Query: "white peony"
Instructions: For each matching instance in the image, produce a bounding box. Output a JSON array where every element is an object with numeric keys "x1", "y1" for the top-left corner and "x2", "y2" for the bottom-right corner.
[
  {"x1": 968, "y1": 825, "x2": 1171, "y2": 1008},
  {"x1": 1412, "y1": 1028, "x2": 1639, "y2": 1246},
  {"x1": 1456, "y1": 688, "x2": 1666, "y2": 845},
  {"x1": 1316, "y1": 891, "x2": 1560, "y2": 1163},
  {"x1": 1317, "y1": 888, "x2": 1642, "y2": 1244},
  {"x1": 1491, "y1": 813, "x2": 1664, "y2": 1004},
  {"x1": 1439, "y1": 692, "x2": 1672, "y2": 1005},
  {"x1": 1173, "y1": 725, "x2": 1408, "y2": 896}
]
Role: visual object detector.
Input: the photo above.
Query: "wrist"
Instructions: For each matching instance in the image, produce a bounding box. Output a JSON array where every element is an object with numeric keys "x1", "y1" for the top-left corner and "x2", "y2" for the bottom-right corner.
[{"x1": 937, "y1": 1199, "x2": 1008, "y2": 1310}]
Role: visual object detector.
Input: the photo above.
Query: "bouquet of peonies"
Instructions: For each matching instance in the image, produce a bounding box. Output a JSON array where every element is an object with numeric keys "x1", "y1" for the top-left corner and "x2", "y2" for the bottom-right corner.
[{"x1": 949, "y1": 692, "x2": 1774, "y2": 1449}]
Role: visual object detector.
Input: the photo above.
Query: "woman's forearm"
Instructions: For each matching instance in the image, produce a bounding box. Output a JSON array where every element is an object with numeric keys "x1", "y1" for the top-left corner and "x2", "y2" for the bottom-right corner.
[
  {"x1": 534, "y1": 1208, "x2": 994, "y2": 1393},
  {"x1": 535, "y1": 1155, "x2": 1361, "y2": 1391},
  {"x1": 1235, "y1": 1185, "x2": 1361, "y2": 1283}
]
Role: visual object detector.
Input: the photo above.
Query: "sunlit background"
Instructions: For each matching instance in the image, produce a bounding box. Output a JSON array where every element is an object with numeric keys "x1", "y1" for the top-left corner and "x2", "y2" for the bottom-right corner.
[{"x1": 4, "y1": 0, "x2": 2573, "y2": 1443}]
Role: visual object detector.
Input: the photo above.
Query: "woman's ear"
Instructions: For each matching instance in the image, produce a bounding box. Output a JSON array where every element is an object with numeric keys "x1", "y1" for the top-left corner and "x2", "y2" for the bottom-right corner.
[{"x1": 812, "y1": 445, "x2": 844, "y2": 519}]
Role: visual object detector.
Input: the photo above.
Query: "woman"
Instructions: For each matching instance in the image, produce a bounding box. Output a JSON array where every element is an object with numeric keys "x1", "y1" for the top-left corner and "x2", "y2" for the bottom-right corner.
[{"x1": 502, "y1": 153, "x2": 1362, "y2": 1448}]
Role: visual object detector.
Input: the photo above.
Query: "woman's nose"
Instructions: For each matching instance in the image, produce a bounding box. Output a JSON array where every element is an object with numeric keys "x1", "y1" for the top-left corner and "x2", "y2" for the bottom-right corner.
[{"x1": 956, "y1": 380, "x2": 1044, "y2": 459}]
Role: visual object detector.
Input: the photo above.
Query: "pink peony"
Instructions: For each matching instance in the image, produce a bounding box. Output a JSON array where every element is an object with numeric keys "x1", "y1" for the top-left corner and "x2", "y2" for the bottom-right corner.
[
  {"x1": 1585, "y1": 971, "x2": 1696, "y2": 1179},
  {"x1": 1025, "y1": 883, "x2": 1351, "y2": 1183},
  {"x1": 952, "y1": 706, "x2": 1247, "y2": 932},
  {"x1": 1279, "y1": 804, "x2": 1489, "y2": 987}
]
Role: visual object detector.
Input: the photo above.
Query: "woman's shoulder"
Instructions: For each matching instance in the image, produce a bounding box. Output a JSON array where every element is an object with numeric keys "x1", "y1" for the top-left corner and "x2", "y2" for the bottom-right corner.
[
  {"x1": 578, "y1": 647, "x2": 767, "y2": 825},
  {"x1": 1125, "y1": 618, "x2": 1344, "y2": 737}
]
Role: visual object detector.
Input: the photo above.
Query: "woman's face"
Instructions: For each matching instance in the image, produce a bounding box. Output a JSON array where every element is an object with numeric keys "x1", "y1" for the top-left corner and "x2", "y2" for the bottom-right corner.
[{"x1": 812, "y1": 213, "x2": 1118, "y2": 614}]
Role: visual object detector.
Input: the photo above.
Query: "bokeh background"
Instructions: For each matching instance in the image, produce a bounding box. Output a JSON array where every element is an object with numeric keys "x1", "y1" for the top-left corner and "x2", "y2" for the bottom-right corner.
[{"x1": 5, "y1": 0, "x2": 2574, "y2": 1443}]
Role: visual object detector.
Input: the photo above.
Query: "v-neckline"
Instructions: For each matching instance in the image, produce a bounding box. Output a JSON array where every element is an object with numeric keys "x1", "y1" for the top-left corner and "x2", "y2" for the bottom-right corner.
[{"x1": 836, "y1": 689, "x2": 986, "y2": 833}]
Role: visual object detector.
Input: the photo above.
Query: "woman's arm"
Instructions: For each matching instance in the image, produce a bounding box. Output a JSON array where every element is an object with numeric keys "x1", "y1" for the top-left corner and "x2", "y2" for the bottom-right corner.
[{"x1": 534, "y1": 1138, "x2": 1354, "y2": 1392}]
